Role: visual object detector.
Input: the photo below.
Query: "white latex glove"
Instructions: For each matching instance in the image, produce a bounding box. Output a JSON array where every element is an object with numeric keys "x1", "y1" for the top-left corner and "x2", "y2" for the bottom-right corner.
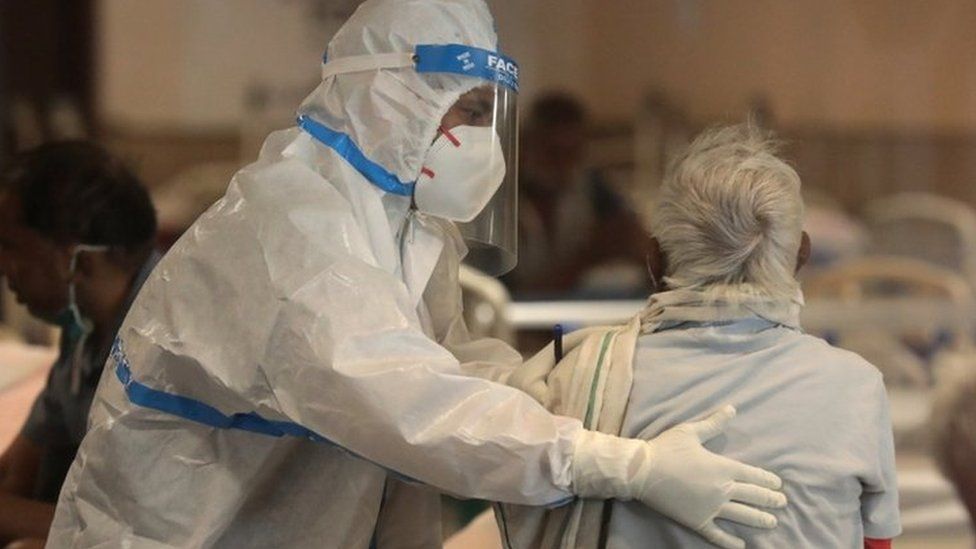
[{"x1": 571, "y1": 405, "x2": 786, "y2": 549}]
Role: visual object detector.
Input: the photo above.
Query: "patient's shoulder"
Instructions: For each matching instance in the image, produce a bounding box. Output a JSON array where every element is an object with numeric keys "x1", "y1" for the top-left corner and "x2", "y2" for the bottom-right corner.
[{"x1": 785, "y1": 330, "x2": 884, "y2": 383}]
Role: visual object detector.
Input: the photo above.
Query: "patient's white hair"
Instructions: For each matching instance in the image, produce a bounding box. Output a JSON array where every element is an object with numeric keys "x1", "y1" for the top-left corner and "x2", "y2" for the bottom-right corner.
[{"x1": 651, "y1": 123, "x2": 803, "y2": 301}]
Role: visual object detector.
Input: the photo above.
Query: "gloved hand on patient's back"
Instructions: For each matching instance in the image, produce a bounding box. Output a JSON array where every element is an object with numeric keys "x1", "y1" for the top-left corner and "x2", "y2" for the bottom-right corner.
[{"x1": 571, "y1": 405, "x2": 787, "y2": 549}]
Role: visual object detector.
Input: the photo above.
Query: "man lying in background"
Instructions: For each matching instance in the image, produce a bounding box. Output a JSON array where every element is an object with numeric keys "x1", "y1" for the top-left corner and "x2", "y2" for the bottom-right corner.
[
  {"x1": 0, "y1": 142, "x2": 157, "y2": 546},
  {"x1": 498, "y1": 124, "x2": 901, "y2": 548}
]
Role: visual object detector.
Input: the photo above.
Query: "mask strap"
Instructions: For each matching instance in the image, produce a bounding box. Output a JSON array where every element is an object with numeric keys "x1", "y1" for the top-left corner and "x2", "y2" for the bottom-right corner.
[
  {"x1": 67, "y1": 244, "x2": 110, "y2": 323},
  {"x1": 69, "y1": 244, "x2": 110, "y2": 274},
  {"x1": 66, "y1": 243, "x2": 110, "y2": 395},
  {"x1": 320, "y1": 52, "x2": 415, "y2": 81},
  {"x1": 69, "y1": 330, "x2": 91, "y2": 395},
  {"x1": 438, "y1": 126, "x2": 461, "y2": 147}
]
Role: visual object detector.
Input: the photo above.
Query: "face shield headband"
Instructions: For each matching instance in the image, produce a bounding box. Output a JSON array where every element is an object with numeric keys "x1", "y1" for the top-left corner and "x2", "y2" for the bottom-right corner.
[{"x1": 296, "y1": 43, "x2": 520, "y2": 196}]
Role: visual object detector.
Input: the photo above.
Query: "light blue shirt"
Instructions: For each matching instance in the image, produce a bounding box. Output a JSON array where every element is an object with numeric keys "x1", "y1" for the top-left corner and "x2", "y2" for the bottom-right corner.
[{"x1": 607, "y1": 316, "x2": 902, "y2": 548}]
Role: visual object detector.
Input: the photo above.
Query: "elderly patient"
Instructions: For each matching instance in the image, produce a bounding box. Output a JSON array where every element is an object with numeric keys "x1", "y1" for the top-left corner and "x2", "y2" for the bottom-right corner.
[{"x1": 498, "y1": 124, "x2": 901, "y2": 548}]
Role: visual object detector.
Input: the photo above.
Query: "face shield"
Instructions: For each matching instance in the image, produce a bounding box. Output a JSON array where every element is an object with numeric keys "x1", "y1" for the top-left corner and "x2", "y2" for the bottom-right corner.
[
  {"x1": 413, "y1": 45, "x2": 519, "y2": 276},
  {"x1": 311, "y1": 44, "x2": 519, "y2": 276}
]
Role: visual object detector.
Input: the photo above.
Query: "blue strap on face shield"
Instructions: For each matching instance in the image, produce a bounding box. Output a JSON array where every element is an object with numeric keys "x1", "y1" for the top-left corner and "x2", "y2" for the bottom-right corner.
[
  {"x1": 414, "y1": 44, "x2": 519, "y2": 92},
  {"x1": 321, "y1": 44, "x2": 519, "y2": 93},
  {"x1": 297, "y1": 115, "x2": 415, "y2": 196}
]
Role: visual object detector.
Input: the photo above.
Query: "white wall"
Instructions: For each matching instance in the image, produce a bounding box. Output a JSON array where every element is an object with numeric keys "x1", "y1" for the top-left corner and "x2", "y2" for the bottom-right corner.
[
  {"x1": 581, "y1": 0, "x2": 976, "y2": 131},
  {"x1": 97, "y1": 0, "x2": 346, "y2": 132},
  {"x1": 96, "y1": 0, "x2": 594, "y2": 132},
  {"x1": 96, "y1": 0, "x2": 976, "y2": 133},
  {"x1": 490, "y1": 0, "x2": 590, "y2": 104}
]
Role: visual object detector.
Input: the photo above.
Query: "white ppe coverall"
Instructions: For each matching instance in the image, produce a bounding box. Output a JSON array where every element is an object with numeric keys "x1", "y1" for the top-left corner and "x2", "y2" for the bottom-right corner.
[{"x1": 48, "y1": 2, "x2": 579, "y2": 547}]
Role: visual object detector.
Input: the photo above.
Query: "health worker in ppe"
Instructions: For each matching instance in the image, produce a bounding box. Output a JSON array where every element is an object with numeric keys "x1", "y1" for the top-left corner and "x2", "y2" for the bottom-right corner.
[{"x1": 47, "y1": 1, "x2": 786, "y2": 548}]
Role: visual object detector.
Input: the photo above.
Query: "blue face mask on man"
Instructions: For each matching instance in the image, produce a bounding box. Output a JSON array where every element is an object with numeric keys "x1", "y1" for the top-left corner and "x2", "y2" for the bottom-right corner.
[
  {"x1": 59, "y1": 244, "x2": 109, "y2": 393},
  {"x1": 55, "y1": 308, "x2": 85, "y2": 342}
]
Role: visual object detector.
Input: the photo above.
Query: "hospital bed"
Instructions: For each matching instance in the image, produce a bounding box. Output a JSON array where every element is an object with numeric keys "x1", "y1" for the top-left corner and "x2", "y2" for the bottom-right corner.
[
  {"x1": 508, "y1": 296, "x2": 975, "y2": 335},
  {"x1": 866, "y1": 192, "x2": 976, "y2": 290}
]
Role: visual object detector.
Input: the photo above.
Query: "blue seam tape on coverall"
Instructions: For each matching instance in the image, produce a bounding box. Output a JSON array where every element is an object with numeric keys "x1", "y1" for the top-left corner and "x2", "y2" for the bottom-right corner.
[
  {"x1": 296, "y1": 114, "x2": 415, "y2": 196},
  {"x1": 111, "y1": 338, "x2": 413, "y2": 478},
  {"x1": 111, "y1": 337, "x2": 574, "y2": 508}
]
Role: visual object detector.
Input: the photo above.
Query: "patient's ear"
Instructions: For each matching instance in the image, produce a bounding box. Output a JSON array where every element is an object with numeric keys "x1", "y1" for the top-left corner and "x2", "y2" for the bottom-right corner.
[
  {"x1": 647, "y1": 237, "x2": 667, "y2": 293},
  {"x1": 795, "y1": 231, "x2": 811, "y2": 274}
]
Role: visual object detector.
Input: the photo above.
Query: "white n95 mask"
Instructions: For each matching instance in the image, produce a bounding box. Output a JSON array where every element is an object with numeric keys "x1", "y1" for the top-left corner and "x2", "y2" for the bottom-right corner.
[{"x1": 414, "y1": 125, "x2": 506, "y2": 222}]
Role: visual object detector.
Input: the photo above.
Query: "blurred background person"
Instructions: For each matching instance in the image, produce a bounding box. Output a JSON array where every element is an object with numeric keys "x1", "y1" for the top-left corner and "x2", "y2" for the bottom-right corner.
[
  {"x1": 930, "y1": 361, "x2": 976, "y2": 532},
  {"x1": 0, "y1": 141, "x2": 157, "y2": 546},
  {"x1": 503, "y1": 92, "x2": 653, "y2": 299}
]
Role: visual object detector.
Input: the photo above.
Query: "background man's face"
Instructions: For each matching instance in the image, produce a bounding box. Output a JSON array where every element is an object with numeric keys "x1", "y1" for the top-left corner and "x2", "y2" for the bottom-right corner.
[
  {"x1": 539, "y1": 124, "x2": 585, "y2": 176},
  {"x1": 0, "y1": 194, "x2": 69, "y2": 322},
  {"x1": 523, "y1": 122, "x2": 586, "y2": 192}
]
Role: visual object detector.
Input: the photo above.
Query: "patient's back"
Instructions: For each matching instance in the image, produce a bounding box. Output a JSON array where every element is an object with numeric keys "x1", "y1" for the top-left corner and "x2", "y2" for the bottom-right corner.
[{"x1": 607, "y1": 317, "x2": 900, "y2": 548}]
